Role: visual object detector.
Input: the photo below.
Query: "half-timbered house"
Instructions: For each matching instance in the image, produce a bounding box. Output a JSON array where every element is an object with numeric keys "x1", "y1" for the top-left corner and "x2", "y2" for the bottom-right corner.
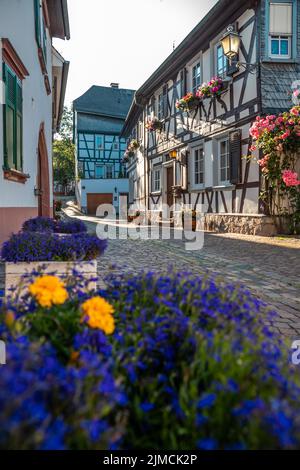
[
  {"x1": 0, "y1": 0, "x2": 70, "y2": 245},
  {"x1": 122, "y1": 0, "x2": 300, "y2": 235},
  {"x1": 73, "y1": 84, "x2": 134, "y2": 215}
]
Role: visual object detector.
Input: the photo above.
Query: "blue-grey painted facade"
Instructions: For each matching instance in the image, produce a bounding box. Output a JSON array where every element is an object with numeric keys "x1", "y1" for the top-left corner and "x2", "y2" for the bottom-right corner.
[{"x1": 73, "y1": 85, "x2": 134, "y2": 214}]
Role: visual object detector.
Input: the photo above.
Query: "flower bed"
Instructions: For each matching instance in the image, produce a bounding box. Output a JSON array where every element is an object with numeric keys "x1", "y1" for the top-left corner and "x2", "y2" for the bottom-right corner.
[
  {"x1": 1, "y1": 232, "x2": 107, "y2": 295},
  {"x1": 1, "y1": 232, "x2": 106, "y2": 262},
  {"x1": 22, "y1": 217, "x2": 87, "y2": 234},
  {"x1": 1, "y1": 271, "x2": 300, "y2": 450}
]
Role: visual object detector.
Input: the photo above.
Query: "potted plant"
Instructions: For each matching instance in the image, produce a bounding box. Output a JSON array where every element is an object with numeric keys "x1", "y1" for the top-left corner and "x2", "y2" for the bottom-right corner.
[
  {"x1": 1, "y1": 219, "x2": 107, "y2": 296},
  {"x1": 176, "y1": 92, "x2": 200, "y2": 112}
]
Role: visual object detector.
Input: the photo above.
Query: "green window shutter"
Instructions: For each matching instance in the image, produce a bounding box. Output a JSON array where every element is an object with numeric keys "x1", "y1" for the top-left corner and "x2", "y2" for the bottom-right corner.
[
  {"x1": 2, "y1": 63, "x2": 23, "y2": 171},
  {"x1": 16, "y1": 81, "x2": 23, "y2": 170},
  {"x1": 34, "y1": 0, "x2": 41, "y2": 47},
  {"x1": 2, "y1": 63, "x2": 8, "y2": 168},
  {"x1": 5, "y1": 65, "x2": 16, "y2": 170}
]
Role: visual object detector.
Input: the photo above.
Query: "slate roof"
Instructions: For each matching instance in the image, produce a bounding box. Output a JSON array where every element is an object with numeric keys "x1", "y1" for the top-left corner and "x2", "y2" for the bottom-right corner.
[
  {"x1": 261, "y1": 63, "x2": 300, "y2": 115},
  {"x1": 73, "y1": 86, "x2": 135, "y2": 120},
  {"x1": 76, "y1": 113, "x2": 125, "y2": 134}
]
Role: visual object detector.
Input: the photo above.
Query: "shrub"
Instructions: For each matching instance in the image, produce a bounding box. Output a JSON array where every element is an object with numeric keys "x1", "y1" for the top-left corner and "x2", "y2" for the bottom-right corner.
[
  {"x1": 22, "y1": 217, "x2": 87, "y2": 234},
  {"x1": 1, "y1": 232, "x2": 107, "y2": 262},
  {"x1": 1, "y1": 271, "x2": 300, "y2": 450}
]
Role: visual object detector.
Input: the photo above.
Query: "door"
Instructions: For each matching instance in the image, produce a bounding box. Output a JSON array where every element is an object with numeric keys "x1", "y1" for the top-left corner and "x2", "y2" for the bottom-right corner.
[
  {"x1": 166, "y1": 166, "x2": 174, "y2": 209},
  {"x1": 37, "y1": 124, "x2": 51, "y2": 217},
  {"x1": 87, "y1": 193, "x2": 113, "y2": 215}
]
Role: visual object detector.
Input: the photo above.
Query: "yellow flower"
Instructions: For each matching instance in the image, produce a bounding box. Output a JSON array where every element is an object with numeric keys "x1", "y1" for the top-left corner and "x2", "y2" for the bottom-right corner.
[
  {"x1": 29, "y1": 275, "x2": 69, "y2": 308},
  {"x1": 81, "y1": 296, "x2": 115, "y2": 335}
]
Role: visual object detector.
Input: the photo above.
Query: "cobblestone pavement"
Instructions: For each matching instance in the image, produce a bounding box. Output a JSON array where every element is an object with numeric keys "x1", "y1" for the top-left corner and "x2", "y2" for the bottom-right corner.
[
  {"x1": 1, "y1": 206, "x2": 300, "y2": 339},
  {"x1": 63, "y1": 207, "x2": 300, "y2": 339}
]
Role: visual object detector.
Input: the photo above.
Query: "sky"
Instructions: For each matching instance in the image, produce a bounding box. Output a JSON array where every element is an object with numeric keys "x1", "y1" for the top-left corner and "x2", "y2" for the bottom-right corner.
[{"x1": 53, "y1": 0, "x2": 218, "y2": 106}]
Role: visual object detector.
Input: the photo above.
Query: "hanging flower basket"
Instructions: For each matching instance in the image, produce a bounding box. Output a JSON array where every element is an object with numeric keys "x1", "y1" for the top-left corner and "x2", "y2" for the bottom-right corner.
[
  {"x1": 176, "y1": 93, "x2": 200, "y2": 112},
  {"x1": 146, "y1": 117, "x2": 163, "y2": 133}
]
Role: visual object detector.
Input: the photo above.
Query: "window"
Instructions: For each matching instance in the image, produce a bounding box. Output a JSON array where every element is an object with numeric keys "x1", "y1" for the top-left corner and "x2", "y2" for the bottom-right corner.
[
  {"x1": 216, "y1": 44, "x2": 228, "y2": 77},
  {"x1": 153, "y1": 168, "x2": 161, "y2": 192},
  {"x1": 192, "y1": 62, "x2": 201, "y2": 94},
  {"x1": 194, "y1": 148, "x2": 204, "y2": 186},
  {"x1": 95, "y1": 135, "x2": 103, "y2": 149},
  {"x1": 219, "y1": 139, "x2": 230, "y2": 184},
  {"x1": 95, "y1": 164, "x2": 113, "y2": 179},
  {"x1": 269, "y1": 2, "x2": 293, "y2": 58},
  {"x1": 3, "y1": 64, "x2": 23, "y2": 171},
  {"x1": 106, "y1": 164, "x2": 113, "y2": 179},
  {"x1": 158, "y1": 86, "x2": 168, "y2": 120},
  {"x1": 34, "y1": 0, "x2": 47, "y2": 65}
]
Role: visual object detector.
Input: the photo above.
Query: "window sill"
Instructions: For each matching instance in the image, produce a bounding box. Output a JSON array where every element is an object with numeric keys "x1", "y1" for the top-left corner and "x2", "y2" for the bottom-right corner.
[
  {"x1": 212, "y1": 184, "x2": 235, "y2": 190},
  {"x1": 151, "y1": 191, "x2": 162, "y2": 196},
  {"x1": 3, "y1": 168, "x2": 30, "y2": 184},
  {"x1": 262, "y1": 58, "x2": 297, "y2": 64}
]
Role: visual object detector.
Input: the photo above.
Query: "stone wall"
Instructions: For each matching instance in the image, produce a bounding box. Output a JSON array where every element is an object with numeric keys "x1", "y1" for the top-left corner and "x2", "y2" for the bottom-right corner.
[{"x1": 203, "y1": 214, "x2": 286, "y2": 236}]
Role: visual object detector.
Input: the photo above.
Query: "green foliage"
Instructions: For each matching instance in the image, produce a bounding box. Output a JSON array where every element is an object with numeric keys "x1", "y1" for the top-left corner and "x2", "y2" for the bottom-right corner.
[{"x1": 53, "y1": 107, "x2": 75, "y2": 192}]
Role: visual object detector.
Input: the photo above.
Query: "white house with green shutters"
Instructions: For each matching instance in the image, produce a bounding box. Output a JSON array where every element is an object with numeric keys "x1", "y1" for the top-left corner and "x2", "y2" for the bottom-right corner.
[{"x1": 0, "y1": 0, "x2": 70, "y2": 245}]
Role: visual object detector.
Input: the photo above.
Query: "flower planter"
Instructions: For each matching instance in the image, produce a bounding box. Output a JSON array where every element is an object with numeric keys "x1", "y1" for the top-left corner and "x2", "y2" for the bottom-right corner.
[{"x1": 4, "y1": 260, "x2": 98, "y2": 297}]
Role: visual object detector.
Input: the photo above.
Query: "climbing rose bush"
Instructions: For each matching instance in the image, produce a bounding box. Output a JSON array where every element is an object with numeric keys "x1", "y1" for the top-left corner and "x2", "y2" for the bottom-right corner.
[
  {"x1": 249, "y1": 106, "x2": 300, "y2": 231},
  {"x1": 1, "y1": 271, "x2": 300, "y2": 449}
]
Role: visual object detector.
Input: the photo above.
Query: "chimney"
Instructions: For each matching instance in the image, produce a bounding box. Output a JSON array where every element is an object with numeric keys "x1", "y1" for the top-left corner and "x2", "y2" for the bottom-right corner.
[{"x1": 110, "y1": 82, "x2": 119, "y2": 89}]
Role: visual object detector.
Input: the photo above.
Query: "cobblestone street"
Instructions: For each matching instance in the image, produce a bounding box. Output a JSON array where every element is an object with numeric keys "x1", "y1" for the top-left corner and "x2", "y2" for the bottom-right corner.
[{"x1": 62, "y1": 207, "x2": 300, "y2": 339}]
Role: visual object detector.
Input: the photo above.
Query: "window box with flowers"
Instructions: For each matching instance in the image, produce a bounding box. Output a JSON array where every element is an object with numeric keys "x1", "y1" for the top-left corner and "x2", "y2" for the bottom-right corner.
[
  {"x1": 176, "y1": 93, "x2": 200, "y2": 113},
  {"x1": 196, "y1": 76, "x2": 228, "y2": 100},
  {"x1": 146, "y1": 117, "x2": 163, "y2": 133},
  {"x1": 249, "y1": 105, "x2": 300, "y2": 234},
  {"x1": 122, "y1": 139, "x2": 140, "y2": 164}
]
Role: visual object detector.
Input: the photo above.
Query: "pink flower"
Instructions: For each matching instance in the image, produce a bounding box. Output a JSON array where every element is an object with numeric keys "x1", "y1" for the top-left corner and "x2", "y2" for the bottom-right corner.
[
  {"x1": 293, "y1": 89, "x2": 300, "y2": 97},
  {"x1": 282, "y1": 170, "x2": 300, "y2": 187},
  {"x1": 290, "y1": 107, "x2": 300, "y2": 116},
  {"x1": 250, "y1": 145, "x2": 257, "y2": 152},
  {"x1": 280, "y1": 130, "x2": 291, "y2": 140}
]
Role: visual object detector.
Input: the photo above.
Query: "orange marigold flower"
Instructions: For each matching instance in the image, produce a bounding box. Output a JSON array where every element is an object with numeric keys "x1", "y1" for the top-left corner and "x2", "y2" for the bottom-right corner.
[
  {"x1": 29, "y1": 275, "x2": 69, "y2": 308},
  {"x1": 81, "y1": 296, "x2": 115, "y2": 335}
]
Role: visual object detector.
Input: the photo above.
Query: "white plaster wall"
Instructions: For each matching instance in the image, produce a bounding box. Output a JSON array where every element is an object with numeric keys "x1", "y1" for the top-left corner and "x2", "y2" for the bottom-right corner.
[{"x1": 0, "y1": 0, "x2": 53, "y2": 209}]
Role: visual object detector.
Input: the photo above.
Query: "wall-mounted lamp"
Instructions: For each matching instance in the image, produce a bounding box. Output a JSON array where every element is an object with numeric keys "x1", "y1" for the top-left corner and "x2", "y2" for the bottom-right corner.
[
  {"x1": 34, "y1": 187, "x2": 43, "y2": 197},
  {"x1": 221, "y1": 25, "x2": 258, "y2": 74},
  {"x1": 169, "y1": 150, "x2": 177, "y2": 159}
]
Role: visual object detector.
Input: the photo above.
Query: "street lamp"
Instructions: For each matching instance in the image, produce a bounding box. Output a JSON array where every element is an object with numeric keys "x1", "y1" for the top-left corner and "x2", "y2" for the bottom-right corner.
[
  {"x1": 221, "y1": 25, "x2": 258, "y2": 74},
  {"x1": 169, "y1": 150, "x2": 177, "y2": 159},
  {"x1": 221, "y1": 25, "x2": 241, "y2": 61}
]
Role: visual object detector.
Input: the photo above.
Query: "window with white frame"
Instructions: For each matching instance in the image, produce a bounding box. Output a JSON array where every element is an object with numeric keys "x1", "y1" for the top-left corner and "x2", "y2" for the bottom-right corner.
[
  {"x1": 219, "y1": 139, "x2": 230, "y2": 184},
  {"x1": 269, "y1": 2, "x2": 293, "y2": 58},
  {"x1": 192, "y1": 62, "x2": 201, "y2": 94},
  {"x1": 194, "y1": 148, "x2": 205, "y2": 186},
  {"x1": 216, "y1": 44, "x2": 228, "y2": 77},
  {"x1": 153, "y1": 168, "x2": 161, "y2": 192}
]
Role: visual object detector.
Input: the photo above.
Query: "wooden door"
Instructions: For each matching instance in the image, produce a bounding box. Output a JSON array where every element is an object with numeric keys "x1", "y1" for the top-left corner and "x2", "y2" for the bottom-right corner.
[
  {"x1": 166, "y1": 166, "x2": 173, "y2": 209},
  {"x1": 87, "y1": 193, "x2": 113, "y2": 215},
  {"x1": 38, "y1": 124, "x2": 51, "y2": 217}
]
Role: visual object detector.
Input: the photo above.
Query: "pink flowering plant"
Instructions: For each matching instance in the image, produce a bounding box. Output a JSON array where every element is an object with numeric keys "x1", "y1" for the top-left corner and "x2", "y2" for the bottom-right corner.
[
  {"x1": 176, "y1": 92, "x2": 200, "y2": 112},
  {"x1": 146, "y1": 117, "x2": 163, "y2": 133},
  {"x1": 196, "y1": 77, "x2": 224, "y2": 100},
  {"x1": 249, "y1": 106, "x2": 300, "y2": 232}
]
